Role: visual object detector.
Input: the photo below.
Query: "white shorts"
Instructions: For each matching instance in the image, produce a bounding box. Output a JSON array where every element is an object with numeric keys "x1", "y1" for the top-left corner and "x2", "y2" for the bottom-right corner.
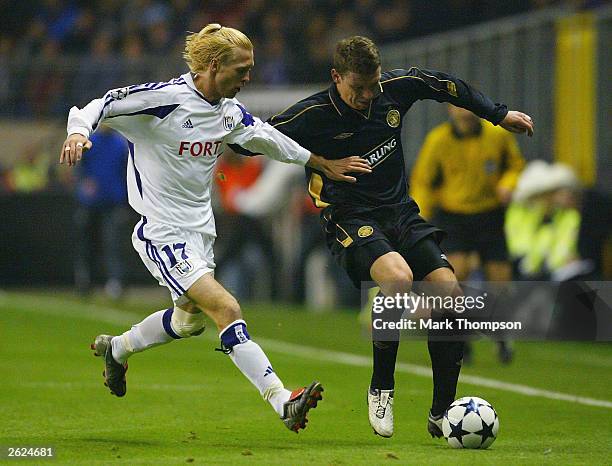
[{"x1": 132, "y1": 217, "x2": 215, "y2": 302}]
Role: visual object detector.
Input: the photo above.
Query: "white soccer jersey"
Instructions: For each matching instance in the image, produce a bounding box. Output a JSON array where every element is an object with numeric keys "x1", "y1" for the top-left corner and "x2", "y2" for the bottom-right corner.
[{"x1": 67, "y1": 72, "x2": 310, "y2": 235}]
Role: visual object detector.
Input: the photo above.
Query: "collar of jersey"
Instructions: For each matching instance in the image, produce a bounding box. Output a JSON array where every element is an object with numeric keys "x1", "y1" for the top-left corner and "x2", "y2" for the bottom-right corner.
[
  {"x1": 328, "y1": 83, "x2": 377, "y2": 120},
  {"x1": 183, "y1": 72, "x2": 221, "y2": 107}
]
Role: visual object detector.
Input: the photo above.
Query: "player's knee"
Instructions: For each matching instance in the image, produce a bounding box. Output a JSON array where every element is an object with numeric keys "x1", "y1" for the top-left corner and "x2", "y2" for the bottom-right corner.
[
  {"x1": 171, "y1": 306, "x2": 206, "y2": 338},
  {"x1": 381, "y1": 267, "x2": 413, "y2": 296},
  {"x1": 214, "y1": 296, "x2": 242, "y2": 323}
]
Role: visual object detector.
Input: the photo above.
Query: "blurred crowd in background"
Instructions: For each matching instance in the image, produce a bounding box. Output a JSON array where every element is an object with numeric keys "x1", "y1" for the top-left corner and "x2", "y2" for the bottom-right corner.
[
  {"x1": 0, "y1": 0, "x2": 606, "y2": 118},
  {"x1": 0, "y1": 0, "x2": 562, "y2": 64}
]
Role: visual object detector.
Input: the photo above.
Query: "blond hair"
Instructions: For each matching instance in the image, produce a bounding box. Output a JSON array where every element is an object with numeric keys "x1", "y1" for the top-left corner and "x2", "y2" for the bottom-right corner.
[{"x1": 183, "y1": 23, "x2": 253, "y2": 74}]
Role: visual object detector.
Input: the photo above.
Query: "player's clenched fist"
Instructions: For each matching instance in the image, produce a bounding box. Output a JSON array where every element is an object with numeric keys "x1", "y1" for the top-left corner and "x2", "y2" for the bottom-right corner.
[{"x1": 59, "y1": 133, "x2": 93, "y2": 166}]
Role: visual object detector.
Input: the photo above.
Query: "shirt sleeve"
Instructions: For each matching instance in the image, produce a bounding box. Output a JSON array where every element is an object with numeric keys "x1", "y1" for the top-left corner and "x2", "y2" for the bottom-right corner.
[
  {"x1": 387, "y1": 68, "x2": 508, "y2": 125},
  {"x1": 67, "y1": 82, "x2": 183, "y2": 138},
  {"x1": 67, "y1": 97, "x2": 106, "y2": 138},
  {"x1": 225, "y1": 103, "x2": 311, "y2": 166}
]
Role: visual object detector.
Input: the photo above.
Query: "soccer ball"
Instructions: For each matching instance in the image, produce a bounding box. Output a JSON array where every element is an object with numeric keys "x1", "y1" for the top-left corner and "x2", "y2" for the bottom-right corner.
[{"x1": 442, "y1": 396, "x2": 499, "y2": 449}]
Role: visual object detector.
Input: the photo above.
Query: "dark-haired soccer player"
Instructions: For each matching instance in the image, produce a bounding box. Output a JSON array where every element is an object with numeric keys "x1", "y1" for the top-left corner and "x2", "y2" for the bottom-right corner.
[{"x1": 266, "y1": 36, "x2": 533, "y2": 438}]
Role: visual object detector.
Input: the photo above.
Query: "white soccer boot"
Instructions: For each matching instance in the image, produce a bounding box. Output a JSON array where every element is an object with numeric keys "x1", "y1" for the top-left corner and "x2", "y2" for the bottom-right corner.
[
  {"x1": 367, "y1": 387, "x2": 394, "y2": 437},
  {"x1": 427, "y1": 411, "x2": 444, "y2": 438}
]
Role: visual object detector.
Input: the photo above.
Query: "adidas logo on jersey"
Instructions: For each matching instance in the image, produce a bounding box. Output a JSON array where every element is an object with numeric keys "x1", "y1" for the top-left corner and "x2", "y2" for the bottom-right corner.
[
  {"x1": 263, "y1": 366, "x2": 275, "y2": 377},
  {"x1": 182, "y1": 119, "x2": 193, "y2": 128}
]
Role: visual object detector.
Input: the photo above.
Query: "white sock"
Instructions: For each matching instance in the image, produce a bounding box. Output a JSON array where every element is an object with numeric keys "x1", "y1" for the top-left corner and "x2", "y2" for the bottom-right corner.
[
  {"x1": 268, "y1": 385, "x2": 293, "y2": 417},
  {"x1": 229, "y1": 341, "x2": 291, "y2": 416},
  {"x1": 220, "y1": 320, "x2": 291, "y2": 416},
  {"x1": 111, "y1": 308, "x2": 179, "y2": 364}
]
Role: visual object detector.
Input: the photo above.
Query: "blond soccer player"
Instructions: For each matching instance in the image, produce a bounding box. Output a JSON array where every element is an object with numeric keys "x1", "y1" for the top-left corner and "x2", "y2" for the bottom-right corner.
[{"x1": 60, "y1": 24, "x2": 371, "y2": 432}]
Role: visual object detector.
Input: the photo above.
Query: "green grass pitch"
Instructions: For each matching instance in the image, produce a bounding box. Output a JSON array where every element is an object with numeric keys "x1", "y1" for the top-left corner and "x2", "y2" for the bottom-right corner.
[{"x1": 1, "y1": 290, "x2": 611, "y2": 465}]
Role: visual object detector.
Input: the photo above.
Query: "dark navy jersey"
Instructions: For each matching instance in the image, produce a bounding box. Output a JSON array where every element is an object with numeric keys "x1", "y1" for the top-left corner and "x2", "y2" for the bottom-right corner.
[{"x1": 267, "y1": 68, "x2": 508, "y2": 212}]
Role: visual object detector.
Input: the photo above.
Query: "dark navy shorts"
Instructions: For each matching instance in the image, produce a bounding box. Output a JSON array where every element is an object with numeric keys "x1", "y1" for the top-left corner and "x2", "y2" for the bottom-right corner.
[{"x1": 322, "y1": 203, "x2": 452, "y2": 288}]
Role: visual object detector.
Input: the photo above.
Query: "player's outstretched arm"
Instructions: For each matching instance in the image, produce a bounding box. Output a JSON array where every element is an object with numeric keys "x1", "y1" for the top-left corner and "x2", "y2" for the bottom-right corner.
[
  {"x1": 59, "y1": 133, "x2": 93, "y2": 166},
  {"x1": 499, "y1": 111, "x2": 534, "y2": 137},
  {"x1": 226, "y1": 110, "x2": 371, "y2": 182},
  {"x1": 307, "y1": 154, "x2": 371, "y2": 183}
]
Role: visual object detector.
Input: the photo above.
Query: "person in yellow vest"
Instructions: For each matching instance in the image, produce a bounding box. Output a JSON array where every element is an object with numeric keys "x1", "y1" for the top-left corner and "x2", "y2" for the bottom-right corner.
[
  {"x1": 6, "y1": 144, "x2": 51, "y2": 193},
  {"x1": 508, "y1": 161, "x2": 597, "y2": 341},
  {"x1": 507, "y1": 160, "x2": 582, "y2": 280},
  {"x1": 411, "y1": 104, "x2": 525, "y2": 363}
]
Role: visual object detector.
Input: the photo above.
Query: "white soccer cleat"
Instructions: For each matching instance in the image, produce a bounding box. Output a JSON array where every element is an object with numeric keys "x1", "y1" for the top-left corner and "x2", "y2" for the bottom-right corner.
[
  {"x1": 427, "y1": 411, "x2": 444, "y2": 438},
  {"x1": 367, "y1": 388, "x2": 394, "y2": 437}
]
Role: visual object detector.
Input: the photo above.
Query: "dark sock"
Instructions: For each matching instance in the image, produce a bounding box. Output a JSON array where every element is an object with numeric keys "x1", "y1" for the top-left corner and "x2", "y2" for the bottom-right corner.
[
  {"x1": 370, "y1": 339, "x2": 400, "y2": 390},
  {"x1": 428, "y1": 339, "x2": 464, "y2": 416},
  {"x1": 370, "y1": 292, "x2": 401, "y2": 390}
]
